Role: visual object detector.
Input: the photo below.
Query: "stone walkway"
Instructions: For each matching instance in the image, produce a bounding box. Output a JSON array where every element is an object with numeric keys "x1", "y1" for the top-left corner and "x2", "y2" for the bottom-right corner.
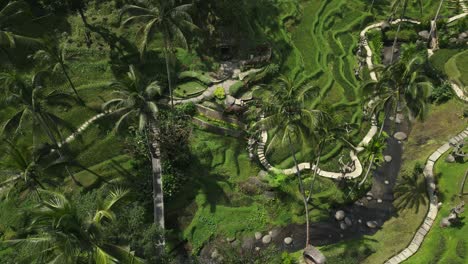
[
  {"x1": 384, "y1": 127, "x2": 468, "y2": 264},
  {"x1": 57, "y1": 110, "x2": 113, "y2": 148}
]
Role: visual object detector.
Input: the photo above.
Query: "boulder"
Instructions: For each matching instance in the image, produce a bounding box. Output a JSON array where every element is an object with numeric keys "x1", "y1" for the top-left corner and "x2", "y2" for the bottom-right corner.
[
  {"x1": 258, "y1": 170, "x2": 269, "y2": 181},
  {"x1": 440, "y1": 217, "x2": 451, "y2": 228},
  {"x1": 344, "y1": 217, "x2": 353, "y2": 226},
  {"x1": 226, "y1": 237, "x2": 236, "y2": 243},
  {"x1": 284, "y1": 237, "x2": 293, "y2": 245},
  {"x1": 340, "y1": 222, "x2": 347, "y2": 230},
  {"x1": 394, "y1": 132, "x2": 407, "y2": 141},
  {"x1": 377, "y1": 199, "x2": 383, "y2": 203},
  {"x1": 366, "y1": 221, "x2": 378, "y2": 228},
  {"x1": 418, "y1": 30, "x2": 430, "y2": 40},
  {"x1": 269, "y1": 228, "x2": 281, "y2": 238},
  {"x1": 384, "y1": 180, "x2": 390, "y2": 185},
  {"x1": 384, "y1": 155, "x2": 392, "y2": 162},
  {"x1": 255, "y1": 232, "x2": 262, "y2": 240},
  {"x1": 211, "y1": 249, "x2": 220, "y2": 259},
  {"x1": 335, "y1": 210, "x2": 346, "y2": 221},
  {"x1": 445, "y1": 154, "x2": 456, "y2": 163},
  {"x1": 303, "y1": 245, "x2": 326, "y2": 264},
  {"x1": 262, "y1": 235, "x2": 272, "y2": 244},
  {"x1": 459, "y1": 32, "x2": 468, "y2": 39}
]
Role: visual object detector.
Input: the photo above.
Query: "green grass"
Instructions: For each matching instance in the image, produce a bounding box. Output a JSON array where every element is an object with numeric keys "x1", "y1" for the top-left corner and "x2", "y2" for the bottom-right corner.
[
  {"x1": 320, "y1": 99, "x2": 467, "y2": 264},
  {"x1": 174, "y1": 81, "x2": 207, "y2": 98},
  {"x1": 445, "y1": 50, "x2": 468, "y2": 89},
  {"x1": 405, "y1": 150, "x2": 468, "y2": 264}
]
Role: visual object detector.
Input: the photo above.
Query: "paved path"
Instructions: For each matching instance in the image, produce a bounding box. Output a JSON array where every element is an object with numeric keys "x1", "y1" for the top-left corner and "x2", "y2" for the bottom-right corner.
[
  {"x1": 384, "y1": 127, "x2": 468, "y2": 264},
  {"x1": 57, "y1": 110, "x2": 113, "y2": 148}
]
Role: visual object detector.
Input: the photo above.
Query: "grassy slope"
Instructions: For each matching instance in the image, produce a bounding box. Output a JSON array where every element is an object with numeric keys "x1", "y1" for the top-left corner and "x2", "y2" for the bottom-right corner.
[
  {"x1": 405, "y1": 148, "x2": 468, "y2": 264},
  {"x1": 445, "y1": 50, "x2": 468, "y2": 89},
  {"x1": 320, "y1": 99, "x2": 467, "y2": 264}
]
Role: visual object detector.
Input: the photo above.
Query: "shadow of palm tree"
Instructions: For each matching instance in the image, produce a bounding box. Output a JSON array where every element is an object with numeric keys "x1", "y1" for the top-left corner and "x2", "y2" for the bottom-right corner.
[{"x1": 394, "y1": 163, "x2": 427, "y2": 213}]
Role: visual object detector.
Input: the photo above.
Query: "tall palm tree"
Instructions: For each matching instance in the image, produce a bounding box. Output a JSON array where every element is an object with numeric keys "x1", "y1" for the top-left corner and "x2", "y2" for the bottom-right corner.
[
  {"x1": 357, "y1": 133, "x2": 387, "y2": 188},
  {"x1": 7, "y1": 188, "x2": 142, "y2": 263},
  {"x1": 102, "y1": 66, "x2": 165, "y2": 231},
  {"x1": 0, "y1": 0, "x2": 40, "y2": 60},
  {"x1": 0, "y1": 71, "x2": 82, "y2": 185},
  {"x1": 389, "y1": 0, "x2": 423, "y2": 63},
  {"x1": 33, "y1": 40, "x2": 84, "y2": 104},
  {"x1": 120, "y1": 0, "x2": 198, "y2": 107},
  {"x1": 254, "y1": 75, "x2": 323, "y2": 246},
  {"x1": 363, "y1": 54, "x2": 433, "y2": 123}
]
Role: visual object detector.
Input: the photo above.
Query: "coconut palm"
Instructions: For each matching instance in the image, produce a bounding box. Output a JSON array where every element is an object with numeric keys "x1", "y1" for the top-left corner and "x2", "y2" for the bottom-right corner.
[
  {"x1": 0, "y1": 71, "x2": 84, "y2": 185},
  {"x1": 0, "y1": 0, "x2": 37, "y2": 47},
  {"x1": 33, "y1": 40, "x2": 83, "y2": 104},
  {"x1": 102, "y1": 65, "x2": 165, "y2": 231},
  {"x1": 120, "y1": 0, "x2": 198, "y2": 107},
  {"x1": 0, "y1": 71, "x2": 75, "y2": 141},
  {"x1": 6, "y1": 188, "x2": 142, "y2": 263},
  {"x1": 357, "y1": 132, "x2": 387, "y2": 188},
  {"x1": 254, "y1": 75, "x2": 323, "y2": 246},
  {"x1": 363, "y1": 54, "x2": 433, "y2": 123}
]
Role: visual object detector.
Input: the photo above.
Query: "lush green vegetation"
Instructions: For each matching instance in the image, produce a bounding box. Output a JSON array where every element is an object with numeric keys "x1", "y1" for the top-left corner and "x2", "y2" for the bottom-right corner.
[{"x1": 0, "y1": 0, "x2": 466, "y2": 263}]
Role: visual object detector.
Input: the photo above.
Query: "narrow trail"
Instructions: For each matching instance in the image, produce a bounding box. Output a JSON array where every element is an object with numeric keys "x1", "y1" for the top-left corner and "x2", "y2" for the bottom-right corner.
[{"x1": 257, "y1": 13, "x2": 468, "y2": 179}]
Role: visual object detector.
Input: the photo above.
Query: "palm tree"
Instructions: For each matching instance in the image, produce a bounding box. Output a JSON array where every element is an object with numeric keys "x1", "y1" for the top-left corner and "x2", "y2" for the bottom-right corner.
[
  {"x1": 428, "y1": 0, "x2": 446, "y2": 50},
  {"x1": 363, "y1": 54, "x2": 433, "y2": 123},
  {"x1": 7, "y1": 188, "x2": 142, "y2": 263},
  {"x1": 120, "y1": 0, "x2": 198, "y2": 107},
  {"x1": 0, "y1": 0, "x2": 40, "y2": 60},
  {"x1": 102, "y1": 66, "x2": 165, "y2": 231},
  {"x1": 357, "y1": 132, "x2": 387, "y2": 188},
  {"x1": 0, "y1": 71, "x2": 83, "y2": 185},
  {"x1": 33, "y1": 40, "x2": 84, "y2": 104},
  {"x1": 389, "y1": 0, "x2": 423, "y2": 63},
  {"x1": 254, "y1": 75, "x2": 323, "y2": 246}
]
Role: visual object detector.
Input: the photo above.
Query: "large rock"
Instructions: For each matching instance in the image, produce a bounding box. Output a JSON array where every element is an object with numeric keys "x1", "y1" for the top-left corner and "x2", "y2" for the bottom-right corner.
[
  {"x1": 440, "y1": 217, "x2": 451, "y2": 228},
  {"x1": 366, "y1": 221, "x2": 378, "y2": 229},
  {"x1": 255, "y1": 232, "x2": 262, "y2": 240},
  {"x1": 226, "y1": 237, "x2": 236, "y2": 243},
  {"x1": 344, "y1": 217, "x2": 353, "y2": 226},
  {"x1": 284, "y1": 237, "x2": 293, "y2": 245},
  {"x1": 418, "y1": 30, "x2": 430, "y2": 40},
  {"x1": 211, "y1": 249, "x2": 220, "y2": 259},
  {"x1": 262, "y1": 235, "x2": 272, "y2": 244},
  {"x1": 384, "y1": 155, "x2": 392, "y2": 162},
  {"x1": 394, "y1": 132, "x2": 407, "y2": 141},
  {"x1": 340, "y1": 222, "x2": 347, "y2": 230},
  {"x1": 335, "y1": 210, "x2": 346, "y2": 221},
  {"x1": 445, "y1": 154, "x2": 456, "y2": 163},
  {"x1": 258, "y1": 170, "x2": 269, "y2": 181}
]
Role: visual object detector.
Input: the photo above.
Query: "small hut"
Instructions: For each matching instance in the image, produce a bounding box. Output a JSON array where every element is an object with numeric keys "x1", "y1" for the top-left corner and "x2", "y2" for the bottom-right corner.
[{"x1": 303, "y1": 245, "x2": 326, "y2": 264}]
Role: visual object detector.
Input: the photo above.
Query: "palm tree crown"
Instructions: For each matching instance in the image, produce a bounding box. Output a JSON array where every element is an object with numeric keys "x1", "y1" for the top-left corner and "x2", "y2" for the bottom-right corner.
[{"x1": 103, "y1": 65, "x2": 162, "y2": 132}]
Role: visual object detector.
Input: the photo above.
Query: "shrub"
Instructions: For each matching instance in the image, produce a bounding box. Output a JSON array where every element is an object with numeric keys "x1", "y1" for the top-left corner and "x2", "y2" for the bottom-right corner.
[
  {"x1": 385, "y1": 29, "x2": 418, "y2": 42},
  {"x1": 214, "y1": 87, "x2": 226, "y2": 100},
  {"x1": 430, "y1": 81, "x2": 453, "y2": 104},
  {"x1": 229, "y1": 81, "x2": 244, "y2": 96}
]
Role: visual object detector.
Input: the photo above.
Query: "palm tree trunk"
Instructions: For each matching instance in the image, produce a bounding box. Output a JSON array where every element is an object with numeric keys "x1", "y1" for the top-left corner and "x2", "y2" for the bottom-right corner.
[
  {"x1": 77, "y1": 8, "x2": 92, "y2": 48},
  {"x1": 164, "y1": 38, "x2": 174, "y2": 108},
  {"x1": 429, "y1": 0, "x2": 445, "y2": 49},
  {"x1": 460, "y1": 169, "x2": 468, "y2": 197},
  {"x1": 390, "y1": 0, "x2": 409, "y2": 63},
  {"x1": 287, "y1": 134, "x2": 310, "y2": 246},
  {"x1": 59, "y1": 61, "x2": 84, "y2": 104},
  {"x1": 369, "y1": 0, "x2": 376, "y2": 12},
  {"x1": 147, "y1": 122, "x2": 165, "y2": 249},
  {"x1": 307, "y1": 145, "x2": 323, "y2": 202}
]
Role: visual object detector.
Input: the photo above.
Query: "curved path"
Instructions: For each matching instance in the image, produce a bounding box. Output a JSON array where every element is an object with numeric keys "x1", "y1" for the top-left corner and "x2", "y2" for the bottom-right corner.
[
  {"x1": 385, "y1": 127, "x2": 468, "y2": 264},
  {"x1": 257, "y1": 12, "x2": 468, "y2": 179}
]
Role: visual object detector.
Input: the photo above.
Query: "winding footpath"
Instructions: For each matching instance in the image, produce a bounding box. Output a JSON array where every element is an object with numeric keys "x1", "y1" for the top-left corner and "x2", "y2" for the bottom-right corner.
[{"x1": 384, "y1": 128, "x2": 468, "y2": 264}]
